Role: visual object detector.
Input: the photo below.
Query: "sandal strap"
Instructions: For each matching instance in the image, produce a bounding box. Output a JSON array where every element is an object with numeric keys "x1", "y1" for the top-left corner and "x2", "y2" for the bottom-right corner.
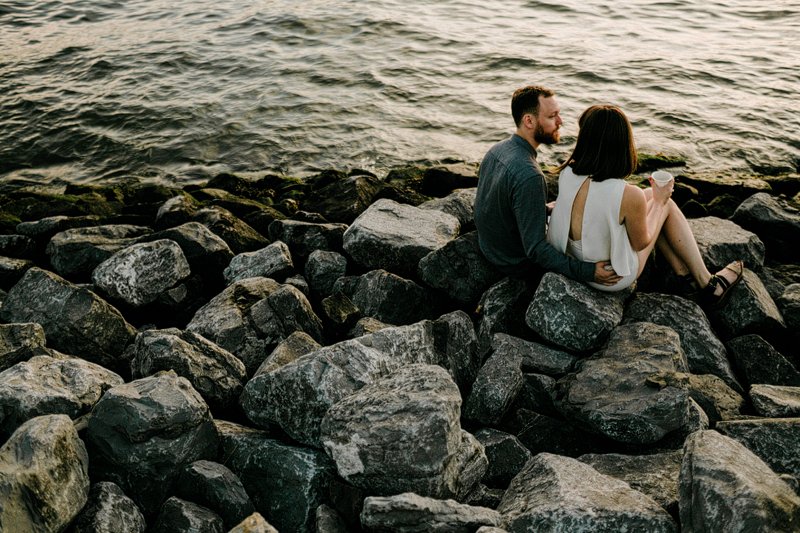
[{"x1": 711, "y1": 273, "x2": 731, "y2": 291}]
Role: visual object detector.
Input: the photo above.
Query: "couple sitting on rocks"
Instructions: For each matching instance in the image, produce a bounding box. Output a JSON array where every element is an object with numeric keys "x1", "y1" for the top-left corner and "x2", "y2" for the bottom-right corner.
[{"x1": 474, "y1": 84, "x2": 743, "y2": 307}]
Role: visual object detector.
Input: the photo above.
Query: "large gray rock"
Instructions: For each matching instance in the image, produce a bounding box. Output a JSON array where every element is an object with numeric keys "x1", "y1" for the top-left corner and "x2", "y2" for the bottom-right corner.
[
  {"x1": 709, "y1": 269, "x2": 786, "y2": 339},
  {"x1": 725, "y1": 334, "x2": 800, "y2": 387},
  {"x1": 92, "y1": 239, "x2": 191, "y2": 307},
  {"x1": 687, "y1": 216, "x2": 766, "y2": 271},
  {"x1": 86, "y1": 371, "x2": 218, "y2": 515},
  {"x1": 0, "y1": 355, "x2": 123, "y2": 439},
  {"x1": 645, "y1": 372, "x2": 744, "y2": 423},
  {"x1": 476, "y1": 278, "x2": 534, "y2": 355},
  {"x1": 254, "y1": 330, "x2": 322, "y2": 376},
  {"x1": 433, "y1": 310, "x2": 482, "y2": 393},
  {"x1": 0, "y1": 414, "x2": 90, "y2": 532},
  {"x1": 717, "y1": 418, "x2": 800, "y2": 478},
  {"x1": 0, "y1": 322, "x2": 49, "y2": 372},
  {"x1": 46, "y1": 224, "x2": 152, "y2": 279},
  {"x1": 321, "y1": 364, "x2": 486, "y2": 499},
  {"x1": 0, "y1": 268, "x2": 136, "y2": 372},
  {"x1": 750, "y1": 384, "x2": 800, "y2": 417},
  {"x1": 223, "y1": 240, "x2": 294, "y2": 284},
  {"x1": 354, "y1": 320, "x2": 442, "y2": 366},
  {"x1": 361, "y1": 492, "x2": 502, "y2": 533},
  {"x1": 69, "y1": 481, "x2": 146, "y2": 533},
  {"x1": 218, "y1": 420, "x2": 335, "y2": 533},
  {"x1": 268, "y1": 219, "x2": 348, "y2": 261},
  {"x1": 578, "y1": 450, "x2": 683, "y2": 515},
  {"x1": 624, "y1": 292, "x2": 740, "y2": 391},
  {"x1": 16, "y1": 214, "x2": 100, "y2": 241},
  {"x1": 305, "y1": 249, "x2": 347, "y2": 297},
  {"x1": 419, "y1": 187, "x2": 477, "y2": 228},
  {"x1": 732, "y1": 192, "x2": 800, "y2": 257},
  {"x1": 497, "y1": 453, "x2": 677, "y2": 532},
  {"x1": 343, "y1": 198, "x2": 460, "y2": 277},
  {"x1": 493, "y1": 334, "x2": 577, "y2": 377},
  {"x1": 192, "y1": 206, "x2": 268, "y2": 254},
  {"x1": 187, "y1": 276, "x2": 323, "y2": 374},
  {"x1": 152, "y1": 496, "x2": 224, "y2": 533},
  {"x1": 155, "y1": 194, "x2": 200, "y2": 229},
  {"x1": 175, "y1": 460, "x2": 254, "y2": 530},
  {"x1": 463, "y1": 344, "x2": 524, "y2": 426},
  {"x1": 680, "y1": 430, "x2": 800, "y2": 532},
  {"x1": 240, "y1": 339, "x2": 397, "y2": 447},
  {"x1": 474, "y1": 428, "x2": 532, "y2": 488},
  {"x1": 334, "y1": 269, "x2": 437, "y2": 325},
  {"x1": 525, "y1": 272, "x2": 627, "y2": 353},
  {"x1": 418, "y1": 231, "x2": 503, "y2": 305},
  {"x1": 557, "y1": 322, "x2": 692, "y2": 444},
  {"x1": 128, "y1": 328, "x2": 246, "y2": 411}
]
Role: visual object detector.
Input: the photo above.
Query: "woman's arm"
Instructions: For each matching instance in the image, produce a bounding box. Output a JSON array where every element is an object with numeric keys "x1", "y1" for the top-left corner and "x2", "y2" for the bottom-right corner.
[{"x1": 620, "y1": 181, "x2": 671, "y2": 251}]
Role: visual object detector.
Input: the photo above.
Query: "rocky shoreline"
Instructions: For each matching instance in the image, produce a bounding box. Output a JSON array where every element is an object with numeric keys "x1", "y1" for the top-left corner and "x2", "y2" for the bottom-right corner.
[{"x1": 0, "y1": 158, "x2": 798, "y2": 532}]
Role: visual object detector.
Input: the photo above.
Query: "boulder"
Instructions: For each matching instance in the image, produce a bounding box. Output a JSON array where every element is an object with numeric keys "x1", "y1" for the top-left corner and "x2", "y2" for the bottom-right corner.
[
  {"x1": 731, "y1": 192, "x2": 800, "y2": 259},
  {"x1": 155, "y1": 194, "x2": 200, "y2": 229},
  {"x1": 0, "y1": 234, "x2": 36, "y2": 259},
  {"x1": 725, "y1": 334, "x2": 800, "y2": 387},
  {"x1": 0, "y1": 268, "x2": 136, "y2": 372},
  {"x1": 152, "y1": 497, "x2": 224, "y2": 533},
  {"x1": 777, "y1": 283, "x2": 800, "y2": 333},
  {"x1": 717, "y1": 418, "x2": 800, "y2": 478},
  {"x1": 92, "y1": 239, "x2": 191, "y2": 307},
  {"x1": 497, "y1": 453, "x2": 677, "y2": 532},
  {"x1": 476, "y1": 278, "x2": 534, "y2": 355},
  {"x1": 750, "y1": 384, "x2": 800, "y2": 417},
  {"x1": 513, "y1": 373, "x2": 558, "y2": 416},
  {"x1": 422, "y1": 164, "x2": 480, "y2": 197},
  {"x1": 463, "y1": 345, "x2": 524, "y2": 426},
  {"x1": 361, "y1": 492, "x2": 502, "y2": 533},
  {"x1": 354, "y1": 320, "x2": 442, "y2": 367},
  {"x1": 349, "y1": 316, "x2": 390, "y2": 338},
  {"x1": 418, "y1": 231, "x2": 504, "y2": 305},
  {"x1": 687, "y1": 216, "x2": 765, "y2": 271},
  {"x1": 0, "y1": 322, "x2": 49, "y2": 372},
  {"x1": 342, "y1": 198, "x2": 460, "y2": 277},
  {"x1": 85, "y1": 371, "x2": 218, "y2": 516},
  {"x1": 187, "y1": 276, "x2": 323, "y2": 375},
  {"x1": 708, "y1": 269, "x2": 786, "y2": 339},
  {"x1": 223, "y1": 240, "x2": 294, "y2": 284},
  {"x1": 320, "y1": 364, "x2": 486, "y2": 500},
  {"x1": 474, "y1": 429, "x2": 532, "y2": 488},
  {"x1": 680, "y1": 430, "x2": 800, "y2": 532},
  {"x1": 525, "y1": 272, "x2": 627, "y2": 353},
  {"x1": 192, "y1": 206, "x2": 268, "y2": 253},
  {"x1": 320, "y1": 292, "x2": 361, "y2": 333},
  {"x1": 644, "y1": 372, "x2": 744, "y2": 423},
  {"x1": 0, "y1": 256, "x2": 33, "y2": 290},
  {"x1": 218, "y1": 420, "x2": 335, "y2": 533},
  {"x1": 419, "y1": 187, "x2": 477, "y2": 228},
  {"x1": 69, "y1": 481, "x2": 146, "y2": 533},
  {"x1": 305, "y1": 249, "x2": 347, "y2": 297},
  {"x1": 433, "y1": 310, "x2": 482, "y2": 393},
  {"x1": 254, "y1": 330, "x2": 321, "y2": 376},
  {"x1": 557, "y1": 322, "x2": 691, "y2": 444},
  {"x1": 334, "y1": 269, "x2": 437, "y2": 325},
  {"x1": 0, "y1": 355, "x2": 123, "y2": 439},
  {"x1": 16, "y1": 214, "x2": 100, "y2": 242},
  {"x1": 0, "y1": 415, "x2": 90, "y2": 532},
  {"x1": 302, "y1": 173, "x2": 384, "y2": 223},
  {"x1": 493, "y1": 333, "x2": 578, "y2": 377},
  {"x1": 174, "y1": 460, "x2": 254, "y2": 529},
  {"x1": 268, "y1": 219, "x2": 348, "y2": 261},
  {"x1": 624, "y1": 293, "x2": 740, "y2": 391},
  {"x1": 45, "y1": 224, "x2": 152, "y2": 279},
  {"x1": 128, "y1": 328, "x2": 246, "y2": 412},
  {"x1": 228, "y1": 512, "x2": 279, "y2": 533}
]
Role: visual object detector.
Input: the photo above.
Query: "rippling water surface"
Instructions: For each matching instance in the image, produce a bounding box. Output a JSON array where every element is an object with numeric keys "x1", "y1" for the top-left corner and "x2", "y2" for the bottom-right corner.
[{"x1": 1, "y1": 0, "x2": 798, "y2": 184}]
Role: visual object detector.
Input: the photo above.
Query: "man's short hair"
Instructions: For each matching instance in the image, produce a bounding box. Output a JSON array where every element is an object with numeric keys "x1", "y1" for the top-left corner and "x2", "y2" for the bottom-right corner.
[{"x1": 511, "y1": 86, "x2": 555, "y2": 127}]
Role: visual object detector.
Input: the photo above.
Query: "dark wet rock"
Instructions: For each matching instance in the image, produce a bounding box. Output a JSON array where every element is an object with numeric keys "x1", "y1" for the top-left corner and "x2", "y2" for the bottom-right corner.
[
  {"x1": 557, "y1": 322, "x2": 691, "y2": 444},
  {"x1": 241, "y1": 206, "x2": 287, "y2": 236},
  {"x1": 717, "y1": 418, "x2": 800, "y2": 478},
  {"x1": 218, "y1": 420, "x2": 335, "y2": 533},
  {"x1": 128, "y1": 328, "x2": 246, "y2": 412},
  {"x1": 751, "y1": 384, "x2": 800, "y2": 417},
  {"x1": 361, "y1": 492, "x2": 502, "y2": 533},
  {"x1": 687, "y1": 216, "x2": 765, "y2": 271},
  {"x1": 464, "y1": 345, "x2": 524, "y2": 426},
  {"x1": 0, "y1": 322, "x2": 49, "y2": 372},
  {"x1": 321, "y1": 364, "x2": 486, "y2": 499},
  {"x1": 0, "y1": 414, "x2": 90, "y2": 532},
  {"x1": 678, "y1": 172, "x2": 772, "y2": 208},
  {"x1": 305, "y1": 249, "x2": 347, "y2": 298},
  {"x1": 680, "y1": 430, "x2": 800, "y2": 533},
  {"x1": 86, "y1": 371, "x2": 218, "y2": 516},
  {"x1": 268, "y1": 219, "x2": 348, "y2": 261},
  {"x1": 320, "y1": 292, "x2": 361, "y2": 333},
  {"x1": 302, "y1": 173, "x2": 384, "y2": 223},
  {"x1": 512, "y1": 373, "x2": 558, "y2": 416},
  {"x1": 0, "y1": 256, "x2": 34, "y2": 289},
  {"x1": 343, "y1": 198, "x2": 460, "y2": 277},
  {"x1": 526, "y1": 272, "x2": 628, "y2": 353},
  {"x1": 69, "y1": 481, "x2": 146, "y2": 533},
  {"x1": 204, "y1": 173, "x2": 277, "y2": 206},
  {"x1": 152, "y1": 496, "x2": 224, "y2": 533},
  {"x1": 726, "y1": 334, "x2": 800, "y2": 387},
  {"x1": 0, "y1": 268, "x2": 136, "y2": 372},
  {"x1": 476, "y1": 278, "x2": 533, "y2": 355},
  {"x1": 174, "y1": 460, "x2": 254, "y2": 529},
  {"x1": 46, "y1": 224, "x2": 152, "y2": 279},
  {"x1": 201, "y1": 190, "x2": 274, "y2": 220},
  {"x1": 0, "y1": 355, "x2": 123, "y2": 439},
  {"x1": 778, "y1": 283, "x2": 800, "y2": 334},
  {"x1": 494, "y1": 333, "x2": 577, "y2": 377},
  {"x1": 154, "y1": 194, "x2": 200, "y2": 229},
  {"x1": 316, "y1": 504, "x2": 349, "y2": 533},
  {"x1": 422, "y1": 163, "x2": 480, "y2": 197},
  {"x1": 92, "y1": 239, "x2": 191, "y2": 307},
  {"x1": 254, "y1": 330, "x2": 321, "y2": 376},
  {"x1": 708, "y1": 269, "x2": 786, "y2": 339},
  {"x1": 334, "y1": 269, "x2": 436, "y2": 325},
  {"x1": 645, "y1": 371, "x2": 744, "y2": 423},
  {"x1": 227, "y1": 512, "x2": 279, "y2": 533},
  {"x1": 0, "y1": 234, "x2": 36, "y2": 259},
  {"x1": 15, "y1": 214, "x2": 101, "y2": 243},
  {"x1": 418, "y1": 231, "x2": 504, "y2": 306},
  {"x1": 509, "y1": 409, "x2": 607, "y2": 457},
  {"x1": 187, "y1": 276, "x2": 323, "y2": 375},
  {"x1": 223, "y1": 240, "x2": 294, "y2": 284},
  {"x1": 732, "y1": 192, "x2": 800, "y2": 259},
  {"x1": 498, "y1": 453, "x2": 677, "y2": 532},
  {"x1": 419, "y1": 187, "x2": 477, "y2": 229},
  {"x1": 433, "y1": 310, "x2": 482, "y2": 393},
  {"x1": 191, "y1": 206, "x2": 268, "y2": 254},
  {"x1": 474, "y1": 428, "x2": 532, "y2": 488},
  {"x1": 624, "y1": 292, "x2": 741, "y2": 391}
]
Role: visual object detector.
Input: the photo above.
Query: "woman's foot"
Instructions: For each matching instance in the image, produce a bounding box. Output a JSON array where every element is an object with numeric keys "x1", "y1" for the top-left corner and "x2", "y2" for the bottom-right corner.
[{"x1": 700, "y1": 260, "x2": 744, "y2": 308}]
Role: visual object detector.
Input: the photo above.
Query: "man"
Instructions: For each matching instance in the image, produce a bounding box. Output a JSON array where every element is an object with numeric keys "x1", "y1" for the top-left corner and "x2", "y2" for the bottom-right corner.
[{"x1": 474, "y1": 85, "x2": 620, "y2": 285}]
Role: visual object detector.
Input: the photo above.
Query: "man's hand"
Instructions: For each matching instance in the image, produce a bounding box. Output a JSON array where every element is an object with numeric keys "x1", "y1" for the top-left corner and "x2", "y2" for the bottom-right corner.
[{"x1": 594, "y1": 261, "x2": 622, "y2": 286}]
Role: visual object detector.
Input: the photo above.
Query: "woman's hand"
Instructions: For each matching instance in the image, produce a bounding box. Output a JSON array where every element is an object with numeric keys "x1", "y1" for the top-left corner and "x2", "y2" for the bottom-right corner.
[{"x1": 649, "y1": 177, "x2": 673, "y2": 204}]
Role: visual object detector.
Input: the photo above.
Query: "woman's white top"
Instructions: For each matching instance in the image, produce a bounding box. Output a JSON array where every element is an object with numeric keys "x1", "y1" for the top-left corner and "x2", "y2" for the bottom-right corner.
[{"x1": 547, "y1": 166, "x2": 639, "y2": 291}]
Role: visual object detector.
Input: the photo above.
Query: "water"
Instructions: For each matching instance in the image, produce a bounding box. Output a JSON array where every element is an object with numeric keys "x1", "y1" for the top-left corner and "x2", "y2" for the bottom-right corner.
[{"x1": 1, "y1": 0, "x2": 798, "y2": 185}]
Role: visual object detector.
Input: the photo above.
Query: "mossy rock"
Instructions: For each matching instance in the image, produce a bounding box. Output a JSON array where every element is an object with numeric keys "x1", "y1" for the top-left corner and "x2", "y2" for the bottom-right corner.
[
  {"x1": 706, "y1": 194, "x2": 744, "y2": 218},
  {"x1": 205, "y1": 172, "x2": 277, "y2": 204},
  {"x1": 763, "y1": 173, "x2": 800, "y2": 198},
  {"x1": 636, "y1": 152, "x2": 687, "y2": 173},
  {"x1": 678, "y1": 172, "x2": 772, "y2": 204},
  {"x1": 0, "y1": 212, "x2": 21, "y2": 234},
  {"x1": 0, "y1": 191, "x2": 122, "y2": 221}
]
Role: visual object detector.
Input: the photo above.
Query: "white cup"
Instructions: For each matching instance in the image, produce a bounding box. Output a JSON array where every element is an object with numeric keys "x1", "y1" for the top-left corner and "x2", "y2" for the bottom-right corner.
[{"x1": 651, "y1": 170, "x2": 674, "y2": 187}]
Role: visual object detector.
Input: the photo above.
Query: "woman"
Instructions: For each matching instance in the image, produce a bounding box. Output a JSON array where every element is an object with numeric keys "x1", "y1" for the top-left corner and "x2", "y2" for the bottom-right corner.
[{"x1": 546, "y1": 104, "x2": 743, "y2": 306}]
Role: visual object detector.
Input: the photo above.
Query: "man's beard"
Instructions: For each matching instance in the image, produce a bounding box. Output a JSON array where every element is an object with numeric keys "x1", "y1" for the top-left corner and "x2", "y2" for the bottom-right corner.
[{"x1": 534, "y1": 123, "x2": 560, "y2": 145}]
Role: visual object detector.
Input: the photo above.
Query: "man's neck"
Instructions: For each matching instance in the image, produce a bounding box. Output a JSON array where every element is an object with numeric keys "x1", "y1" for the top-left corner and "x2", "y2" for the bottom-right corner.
[{"x1": 515, "y1": 128, "x2": 539, "y2": 150}]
